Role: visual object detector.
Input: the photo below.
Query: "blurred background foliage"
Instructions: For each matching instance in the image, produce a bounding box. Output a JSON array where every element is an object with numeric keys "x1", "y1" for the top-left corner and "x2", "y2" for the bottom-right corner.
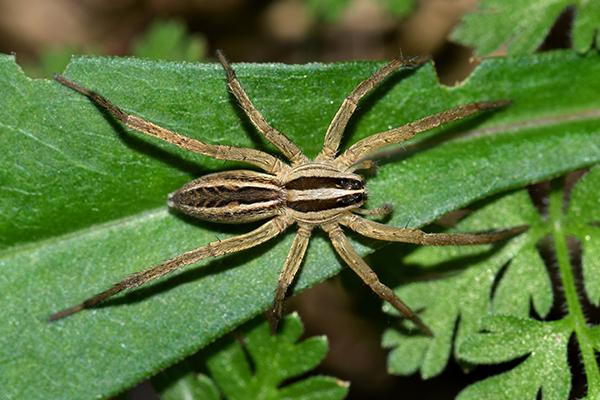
[
  {"x1": 0, "y1": 1, "x2": 588, "y2": 399},
  {"x1": 4, "y1": 0, "x2": 558, "y2": 82}
]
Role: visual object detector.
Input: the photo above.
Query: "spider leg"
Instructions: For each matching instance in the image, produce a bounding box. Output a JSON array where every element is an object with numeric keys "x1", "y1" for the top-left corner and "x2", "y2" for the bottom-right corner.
[
  {"x1": 335, "y1": 100, "x2": 510, "y2": 169},
  {"x1": 340, "y1": 213, "x2": 527, "y2": 245},
  {"x1": 54, "y1": 75, "x2": 285, "y2": 175},
  {"x1": 49, "y1": 216, "x2": 291, "y2": 322},
  {"x1": 347, "y1": 159, "x2": 377, "y2": 173},
  {"x1": 216, "y1": 50, "x2": 308, "y2": 165},
  {"x1": 270, "y1": 225, "x2": 312, "y2": 332},
  {"x1": 317, "y1": 57, "x2": 425, "y2": 161},
  {"x1": 354, "y1": 204, "x2": 393, "y2": 218},
  {"x1": 323, "y1": 223, "x2": 433, "y2": 336}
]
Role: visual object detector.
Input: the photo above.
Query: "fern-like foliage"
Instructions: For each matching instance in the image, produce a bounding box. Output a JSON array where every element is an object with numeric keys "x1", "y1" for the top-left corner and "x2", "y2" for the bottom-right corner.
[
  {"x1": 451, "y1": 0, "x2": 600, "y2": 55},
  {"x1": 155, "y1": 313, "x2": 349, "y2": 400},
  {"x1": 383, "y1": 166, "x2": 600, "y2": 398}
]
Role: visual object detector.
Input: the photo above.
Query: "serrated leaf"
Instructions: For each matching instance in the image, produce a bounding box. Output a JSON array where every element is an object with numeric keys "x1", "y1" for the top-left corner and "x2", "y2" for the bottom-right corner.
[
  {"x1": 573, "y1": 0, "x2": 600, "y2": 52},
  {"x1": 1, "y1": 50, "x2": 600, "y2": 398},
  {"x1": 569, "y1": 165, "x2": 600, "y2": 223},
  {"x1": 278, "y1": 376, "x2": 349, "y2": 400},
  {"x1": 567, "y1": 166, "x2": 600, "y2": 305},
  {"x1": 578, "y1": 228, "x2": 600, "y2": 305},
  {"x1": 158, "y1": 371, "x2": 221, "y2": 400},
  {"x1": 457, "y1": 316, "x2": 571, "y2": 400},
  {"x1": 451, "y1": 0, "x2": 600, "y2": 56},
  {"x1": 492, "y1": 245, "x2": 553, "y2": 318},
  {"x1": 383, "y1": 190, "x2": 546, "y2": 378},
  {"x1": 411, "y1": 171, "x2": 600, "y2": 399},
  {"x1": 204, "y1": 314, "x2": 348, "y2": 400}
]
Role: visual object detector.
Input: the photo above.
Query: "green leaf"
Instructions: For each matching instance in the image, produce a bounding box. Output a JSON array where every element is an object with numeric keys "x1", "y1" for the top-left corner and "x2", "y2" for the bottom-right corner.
[
  {"x1": 203, "y1": 313, "x2": 348, "y2": 400},
  {"x1": 392, "y1": 171, "x2": 599, "y2": 398},
  {"x1": 383, "y1": 190, "x2": 546, "y2": 379},
  {"x1": 457, "y1": 316, "x2": 572, "y2": 400},
  {"x1": 1, "y1": 50, "x2": 600, "y2": 398},
  {"x1": 158, "y1": 370, "x2": 221, "y2": 400},
  {"x1": 132, "y1": 20, "x2": 206, "y2": 62},
  {"x1": 573, "y1": 0, "x2": 600, "y2": 53},
  {"x1": 568, "y1": 166, "x2": 600, "y2": 305},
  {"x1": 451, "y1": 0, "x2": 600, "y2": 56},
  {"x1": 492, "y1": 244, "x2": 553, "y2": 318}
]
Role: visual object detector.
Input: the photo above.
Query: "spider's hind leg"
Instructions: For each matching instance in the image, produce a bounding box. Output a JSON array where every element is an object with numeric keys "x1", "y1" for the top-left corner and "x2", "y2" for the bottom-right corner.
[{"x1": 49, "y1": 216, "x2": 290, "y2": 322}]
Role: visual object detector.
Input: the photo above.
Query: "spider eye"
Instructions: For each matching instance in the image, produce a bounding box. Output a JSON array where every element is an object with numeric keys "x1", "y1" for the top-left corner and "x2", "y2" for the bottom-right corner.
[{"x1": 338, "y1": 178, "x2": 363, "y2": 190}]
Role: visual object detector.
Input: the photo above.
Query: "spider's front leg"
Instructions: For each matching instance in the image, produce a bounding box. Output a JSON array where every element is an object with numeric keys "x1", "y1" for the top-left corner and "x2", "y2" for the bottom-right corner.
[
  {"x1": 49, "y1": 216, "x2": 290, "y2": 321},
  {"x1": 318, "y1": 57, "x2": 426, "y2": 161},
  {"x1": 336, "y1": 100, "x2": 510, "y2": 169},
  {"x1": 54, "y1": 74, "x2": 285, "y2": 175}
]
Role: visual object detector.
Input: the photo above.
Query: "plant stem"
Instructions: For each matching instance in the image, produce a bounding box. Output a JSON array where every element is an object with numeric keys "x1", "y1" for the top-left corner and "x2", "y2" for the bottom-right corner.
[{"x1": 549, "y1": 184, "x2": 600, "y2": 392}]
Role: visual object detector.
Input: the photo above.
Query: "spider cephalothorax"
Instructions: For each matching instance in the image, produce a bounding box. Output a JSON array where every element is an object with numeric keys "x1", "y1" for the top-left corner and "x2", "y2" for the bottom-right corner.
[{"x1": 50, "y1": 51, "x2": 525, "y2": 336}]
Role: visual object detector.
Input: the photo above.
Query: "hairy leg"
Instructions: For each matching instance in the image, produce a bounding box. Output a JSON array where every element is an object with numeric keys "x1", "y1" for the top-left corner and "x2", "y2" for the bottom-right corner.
[
  {"x1": 347, "y1": 159, "x2": 377, "y2": 173},
  {"x1": 318, "y1": 57, "x2": 425, "y2": 161},
  {"x1": 270, "y1": 225, "x2": 312, "y2": 332},
  {"x1": 216, "y1": 50, "x2": 308, "y2": 165},
  {"x1": 341, "y1": 213, "x2": 527, "y2": 245},
  {"x1": 54, "y1": 75, "x2": 285, "y2": 174},
  {"x1": 336, "y1": 100, "x2": 510, "y2": 169},
  {"x1": 49, "y1": 216, "x2": 291, "y2": 321},
  {"x1": 354, "y1": 204, "x2": 393, "y2": 218},
  {"x1": 323, "y1": 223, "x2": 433, "y2": 336}
]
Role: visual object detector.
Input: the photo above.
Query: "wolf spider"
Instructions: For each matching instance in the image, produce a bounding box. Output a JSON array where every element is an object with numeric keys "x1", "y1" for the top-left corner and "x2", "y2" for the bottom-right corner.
[{"x1": 50, "y1": 51, "x2": 524, "y2": 336}]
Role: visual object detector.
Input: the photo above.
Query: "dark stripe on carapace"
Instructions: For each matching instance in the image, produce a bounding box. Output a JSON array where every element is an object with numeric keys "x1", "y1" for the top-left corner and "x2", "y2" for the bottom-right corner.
[
  {"x1": 174, "y1": 186, "x2": 281, "y2": 209},
  {"x1": 288, "y1": 193, "x2": 364, "y2": 212},
  {"x1": 285, "y1": 176, "x2": 363, "y2": 191}
]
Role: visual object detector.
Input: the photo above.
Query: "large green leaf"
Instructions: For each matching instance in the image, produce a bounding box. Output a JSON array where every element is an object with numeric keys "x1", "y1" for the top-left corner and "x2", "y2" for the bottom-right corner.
[{"x1": 1, "y1": 50, "x2": 600, "y2": 399}]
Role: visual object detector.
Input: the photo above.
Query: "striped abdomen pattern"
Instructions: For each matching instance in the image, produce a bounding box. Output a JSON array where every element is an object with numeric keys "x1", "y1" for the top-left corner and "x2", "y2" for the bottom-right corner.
[{"x1": 169, "y1": 169, "x2": 365, "y2": 223}]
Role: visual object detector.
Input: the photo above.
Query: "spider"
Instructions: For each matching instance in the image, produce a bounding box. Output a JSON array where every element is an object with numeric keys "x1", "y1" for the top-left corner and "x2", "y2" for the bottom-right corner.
[{"x1": 49, "y1": 51, "x2": 525, "y2": 336}]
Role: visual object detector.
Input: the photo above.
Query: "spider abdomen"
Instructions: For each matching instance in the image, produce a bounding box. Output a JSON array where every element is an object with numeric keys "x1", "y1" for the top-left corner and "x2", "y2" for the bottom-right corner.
[{"x1": 168, "y1": 170, "x2": 285, "y2": 223}]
